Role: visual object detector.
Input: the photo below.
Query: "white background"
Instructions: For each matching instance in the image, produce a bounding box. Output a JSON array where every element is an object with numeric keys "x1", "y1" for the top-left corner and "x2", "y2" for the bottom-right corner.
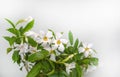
[{"x1": 0, "y1": 0, "x2": 120, "y2": 77}]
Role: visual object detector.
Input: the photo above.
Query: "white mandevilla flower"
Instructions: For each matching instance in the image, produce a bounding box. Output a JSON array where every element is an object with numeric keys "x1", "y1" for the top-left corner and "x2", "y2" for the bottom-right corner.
[
  {"x1": 65, "y1": 62, "x2": 76, "y2": 74},
  {"x1": 15, "y1": 43, "x2": 29, "y2": 54},
  {"x1": 79, "y1": 43, "x2": 93, "y2": 57},
  {"x1": 53, "y1": 32, "x2": 68, "y2": 52},
  {"x1": 38, "y1": 31, "x2": 53, "y2": 46}
]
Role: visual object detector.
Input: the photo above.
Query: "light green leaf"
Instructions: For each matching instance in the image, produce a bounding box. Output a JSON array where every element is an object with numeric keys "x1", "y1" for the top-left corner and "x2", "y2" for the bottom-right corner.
[
  {"x1": 23, "y1": 20, "x2": 34, "y2": 34},
  {"x1": 5, "y1": 18, "x2": 15, "y2": 28},
  {"x1": 68, "y1": 31, "x2": 74, "y2": 45},
  {"x1": 16, "y1": 19, "x2": 26, "y2": 25},
  {"x1": 28, "y1": 50, "x2": 49, "y2": 62},
  {"x1": 27, "y1": 62, "x2": 41, "y2": 77},
  {"x1": 90, "y1": 57, "x2": 99, "y2": 66},
  {"x1": 7, "y1": 47, "x2": 12, "y2": 54},
  {"x1": 4, "y1": 36, "x2": 16, "y2": 46}
]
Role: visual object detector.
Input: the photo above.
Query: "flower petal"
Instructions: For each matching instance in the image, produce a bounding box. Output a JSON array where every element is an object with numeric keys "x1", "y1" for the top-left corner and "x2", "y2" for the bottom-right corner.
[
  {"x1": 56, "y1": 32, "x2": 63, "y2": 39},
  {"x1": 50, "y1": 54, "x2": 56, "y2": 61},
  {"x1": 84, "y1": 51, "x2": 89, "y2": 57},
  {"x1": 39, "y1": 31, "x2": 45, "y2": 38},
  {"x1": 46, "y1": 31, "x2": 53, "y2": 38},
  {"x1": 58, "y1": 44, "x2": 65, "y2": 52},
  {"x1": 60, "y1": 39, "x2": 68, "y2": 44},
  {"x1": 79, "y1": 47, "x2": 85, "y2": 53},
  {"x1": 88, "y1": 43, "x2": 93, "y2": 48}
]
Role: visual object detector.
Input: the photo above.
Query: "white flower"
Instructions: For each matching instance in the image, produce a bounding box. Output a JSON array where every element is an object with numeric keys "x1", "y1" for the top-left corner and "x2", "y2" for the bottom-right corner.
[
  {"x1": 44, "y1": 45, "x2": 56, "y2": 61},
  {"x1": 53, "y1": 32, "x2": 68, "y2": 52},
  {"x1": 38, "y1": 31, "x2": 53, "y2": 46},
  {"x1": 25, "y1": 31, "x2": 39, "y2": 38},
  {"x1": 65, "y1": 62, "x2": 76, "y2": 74},
  {"x1": 79, "y1": 43, "x2": 93, "y2": 57},
  {"x1": 15, "y1": 43, "x2": 28, "y2": 54},
  {"x1": 28, "y1": 46, "x2": 38, "y2": 53}
]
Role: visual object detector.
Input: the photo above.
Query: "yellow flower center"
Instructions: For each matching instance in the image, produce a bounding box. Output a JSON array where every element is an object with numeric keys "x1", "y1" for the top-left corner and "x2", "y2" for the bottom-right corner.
[
  {"x1": 50, "y1": 50, "x2": 54, "y2": 54},
  {"x1": 43, "y1": 36, "x2": 48, "y2": 41},
  {"x1": 57, "y1": 40, "x2": 61, "y2": 45},
  {"x1": 85, "y1": 47, "x2": 90, "y2": 51}
]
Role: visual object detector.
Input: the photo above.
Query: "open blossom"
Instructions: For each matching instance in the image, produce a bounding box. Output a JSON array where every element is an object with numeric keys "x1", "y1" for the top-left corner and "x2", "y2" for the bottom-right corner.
[
  {"x1": 15, "y1": 43, "x2": 28, "y2": 54},
  {"x1": 65, "y1": 62, "x2": 76, "y2": 74},
  {"x1": 53, "y1": 32, "x2": 68, "y2": 52},
  {"x1": 79, "y1": 43, "x2": 93, "y2": 57},
  {"x1": 38, "y1": 31, "x2": 53, "y2": 46}
]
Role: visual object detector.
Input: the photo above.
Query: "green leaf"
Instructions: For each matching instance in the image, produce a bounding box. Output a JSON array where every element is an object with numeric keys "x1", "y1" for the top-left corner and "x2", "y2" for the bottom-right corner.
[
  {"x1": 49, "y1": 71, "x2": 67, "y2": 77},
  {"x1": 4, "y1": 36, "x2": 16, "y2": 46},
  {"x1": 7, "y1": 28, "x2": 20, "y2": 36},
  {"x1": 76, "y1": 64, "x2": 83, "y2": 77},
  {"x1": 90, "y1": 57, "x2": 99, "y2": 66},
  {"x1": 27, "y1": 37, "x2": 37, "y2": 47},
  {"x1": 81, "y1": 57, "x2": 98, "y2": 66},
  {"x1": 68, "y1": 46, "x2": 74, "y2": 53},
  {"x1": 74, "y1": 38, "x2": 79, "y2": 49},
  {"x1": 28, "y1": 50, "x2": 49, "y2": 62},
  {"x1": 27, "y1": 62, "x2": 41, "y2": 77},
  {"x1": 23, "y1": 20, "x2": 34, "y2": 34},
  {"x1": 68, "y1": 31, "x2": 74, "y2": 45},
  {"x1": 12, "y1": 50, "x2": 20, "y2": 63},
  {"x1": 7, "y1": 47, "x2": 12, "y2": 54},
  {"x1": 5, "y1": 18, "x2": 15, "y2": 28},
  {"x1": 79, "y1": 42, "x2": 83, "y2": 47},
  {"x1": 48, "y1": 29, "x2": 56, "y2": 39}
]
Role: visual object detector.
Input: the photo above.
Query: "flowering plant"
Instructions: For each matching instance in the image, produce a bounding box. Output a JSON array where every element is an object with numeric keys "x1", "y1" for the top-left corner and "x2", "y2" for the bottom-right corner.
[{"x1": 4, "y1": 17, "x2": 98, "y2": 77}]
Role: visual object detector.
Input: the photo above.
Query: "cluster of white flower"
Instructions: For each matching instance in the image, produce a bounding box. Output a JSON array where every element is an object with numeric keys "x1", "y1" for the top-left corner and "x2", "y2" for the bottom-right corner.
[
  {"x1": 14, "y1": 31, "x2": 94, "y2": 74},
  {"x1": 5, "y1": 17, "x2": 98, "y2": 76}
]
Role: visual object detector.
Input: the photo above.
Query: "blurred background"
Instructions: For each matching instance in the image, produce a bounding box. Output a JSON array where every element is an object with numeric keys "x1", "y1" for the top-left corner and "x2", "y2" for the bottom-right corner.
[{"x1": 0, "y1": 0, "x2": 120, "y2": 77}]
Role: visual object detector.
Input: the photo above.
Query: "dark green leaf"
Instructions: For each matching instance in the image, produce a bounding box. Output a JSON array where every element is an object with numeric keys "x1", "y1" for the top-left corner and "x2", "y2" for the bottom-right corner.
[
  {"x1": 23, "y1": 20, "x2": 34, "y2": 34},
  {"x1": 79, "y1": 42, "x2": 83, "y2": 47},
  {"x1": 68, "y1": 46, "x2": 74, "y2": 53},
  {"x1": 49, "y1": 71, "x2": 67, "y2": 77},
  {"x1": 27, "y1": 62, "x2": 41, "y2": 77},
  {"x1": 7, "y1": 28, "x2": 20, "y2": 36},
  {"x1": 28, "y1": 50, "x2": 49, "y2": 62},
  {"x1": 5, "y1": 18, "x2": 15, "y2": 28},
  {"x1": 12, "y1": 50, "x2": 20, "y2": 63},
  {"x1": 76, "y1": 64, "x2": 83, "y2": 77},
  {"x1": 74, "y1": 38, "x2": 79, "y2": 49},
  {"x1": 68, "y1": 31, "x2": 74, "y2": 45},
  {"x1": 27, "y1": 37, "x2": 37, "y2": 47}
]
